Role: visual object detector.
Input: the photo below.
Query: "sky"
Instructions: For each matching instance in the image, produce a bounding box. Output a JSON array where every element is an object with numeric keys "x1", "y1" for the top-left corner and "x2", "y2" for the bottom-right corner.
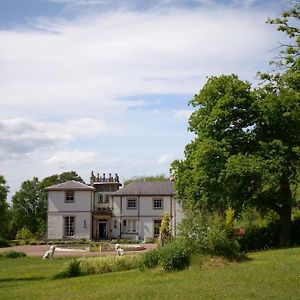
[{"x1": 0, "y1": 0, "x2": 289, "y2": 200}]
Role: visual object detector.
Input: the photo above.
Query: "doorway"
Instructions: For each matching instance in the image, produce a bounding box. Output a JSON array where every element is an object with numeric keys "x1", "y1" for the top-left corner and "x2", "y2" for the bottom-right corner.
[{"x1": 98, "y1": 221, "x2": 107, "y2": 239}]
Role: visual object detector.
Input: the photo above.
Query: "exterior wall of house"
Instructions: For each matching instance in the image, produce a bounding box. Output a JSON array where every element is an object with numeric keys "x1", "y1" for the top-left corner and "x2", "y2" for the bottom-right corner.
[
  {"x1": 47, "y1": 190, "x2": 93, "y2": 239},
  {"x1": 111, "y1": 195, "x2": 183, "y2": 240},
  {"x1": 47, "y1": 212, "x2": 91, "y2": 239},
  {"x1": 48, "y1": 191, "x2": 93, "y2": 212}
]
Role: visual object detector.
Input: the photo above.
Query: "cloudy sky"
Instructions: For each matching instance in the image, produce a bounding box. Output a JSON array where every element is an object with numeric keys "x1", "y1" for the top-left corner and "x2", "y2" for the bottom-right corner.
[{"x1": 0, "y1": 0, "x2": 288, "y2": 199}]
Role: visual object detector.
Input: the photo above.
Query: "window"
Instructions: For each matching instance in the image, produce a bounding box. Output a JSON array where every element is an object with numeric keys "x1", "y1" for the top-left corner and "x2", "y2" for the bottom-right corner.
[
  {"x1": 122, "y1": 219, "x2": 137, "y2": 233},
  {"x1": 65, "y1": 191, "x2": 74, "y2": 203},
  {"x1": 153, "y1": 220, "x2": 162, "y2": 237},
  {"x1": 98, "y1": 194, "x2": 103, "y2": 204},
  {"x1": 153, "y1": 198, "x2": 163, "y2": 209},
  {"x1": 127, "y1": 198, "x2": 137, "y2": 209},
  {"x1": 64, "y1": 216, "x2": 75, "y2": 237},
  {"x1": 105, "y1": 194, "x2": 109, "y2": 204}
]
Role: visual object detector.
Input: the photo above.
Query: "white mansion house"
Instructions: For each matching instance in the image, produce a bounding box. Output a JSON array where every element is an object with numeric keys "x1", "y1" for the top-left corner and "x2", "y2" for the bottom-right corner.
[{"x1": 46, "y1": 172, "x2": 183, "y2": 240}]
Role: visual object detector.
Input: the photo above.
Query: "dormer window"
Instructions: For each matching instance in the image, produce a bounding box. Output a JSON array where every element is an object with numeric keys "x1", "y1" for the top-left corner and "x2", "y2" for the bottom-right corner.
[{"x1": 65, "y1": 191, "x2": 75, "y2": 203}]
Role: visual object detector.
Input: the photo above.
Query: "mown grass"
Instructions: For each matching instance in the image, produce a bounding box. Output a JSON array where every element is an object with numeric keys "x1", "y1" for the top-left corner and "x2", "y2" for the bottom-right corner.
[{"x1": 1, "y1": 248, "x2": 300, "y2": 299}]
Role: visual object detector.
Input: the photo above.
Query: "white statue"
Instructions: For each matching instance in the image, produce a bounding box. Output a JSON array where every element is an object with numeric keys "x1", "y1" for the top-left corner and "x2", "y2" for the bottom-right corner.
[
  {"x1": 115, "y1": 243, "x2": 125, "y2": 256},
  {"x1": 43, "y1": 246, "x2": 56, "y2": 260}
]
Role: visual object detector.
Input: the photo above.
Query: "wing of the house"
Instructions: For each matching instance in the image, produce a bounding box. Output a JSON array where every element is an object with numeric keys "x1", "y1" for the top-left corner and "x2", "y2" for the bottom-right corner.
[{"x1": 45, "y1": 180, "x2": 94, "y2": 240}]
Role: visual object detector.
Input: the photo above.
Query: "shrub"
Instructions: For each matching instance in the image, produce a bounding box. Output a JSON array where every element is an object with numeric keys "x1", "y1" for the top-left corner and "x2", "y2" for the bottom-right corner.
[
  {"x1": 158, "y1": 240, "x2": 190, "y2": 272},
  {"x1": 180, "y1": 212, "x2": 240, "y2": 258},
  {"x1": 0, "y1": 238, "x2": 10, "y2": 248},
  {"x1": 1, "y1": 251, "x2": 27, "y2": 258},
  {"x1": 16, "y1": 227, "x2": 34, "y2": 241},
  {"x1": 54, "y1": 259, "x2": 81, "y2": 278},
  {"x1": 159, "y1": 213, "x2": 172, "y2": 246},
  {"x1": 140, "y1": 249, "x2": 160, "y2": 269},
  {"x1": 80, "y1": 255, "x2": 141, "y2": 275}
]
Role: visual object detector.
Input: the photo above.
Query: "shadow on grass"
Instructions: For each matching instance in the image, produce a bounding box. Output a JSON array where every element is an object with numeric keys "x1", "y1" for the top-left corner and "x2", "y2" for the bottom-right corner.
[{"x1": 0, "y1": 276, "x2": 45, "y2": 283}]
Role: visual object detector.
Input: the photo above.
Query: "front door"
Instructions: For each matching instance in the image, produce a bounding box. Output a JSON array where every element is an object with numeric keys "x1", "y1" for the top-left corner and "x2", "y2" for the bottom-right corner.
[{"x1": 98, "y1": 221, "x2": 107, "y2": 239}]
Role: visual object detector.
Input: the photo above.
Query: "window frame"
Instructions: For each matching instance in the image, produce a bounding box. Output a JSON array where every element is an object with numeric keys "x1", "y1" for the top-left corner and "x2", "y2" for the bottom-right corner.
[
  {"x1": 64, "y1": 216, "x2": 75, "y2": 237},
  {"x1": 153, "y1": 198, "x2": 163, "y2": 210},
  {"x1": 65, "y1": 191, "x2": 75, "y2": 203},
  {"x1": 153, "y1": 219, "x2": 162, "y2": 237},
  {"x1": 127, "y1": 198, "x2": 137, "y2": 210}
]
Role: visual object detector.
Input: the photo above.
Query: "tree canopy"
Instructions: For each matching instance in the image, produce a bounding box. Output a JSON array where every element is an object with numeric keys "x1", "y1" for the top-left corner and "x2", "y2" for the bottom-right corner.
[{"x1": 123, "y1": 174, "x2": 169, "y2": 186}]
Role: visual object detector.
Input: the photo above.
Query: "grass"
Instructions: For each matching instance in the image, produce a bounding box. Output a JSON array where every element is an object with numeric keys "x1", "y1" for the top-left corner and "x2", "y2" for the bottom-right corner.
[{"x1": 1, "y1": 248, "x2": 300, "y2": 299}]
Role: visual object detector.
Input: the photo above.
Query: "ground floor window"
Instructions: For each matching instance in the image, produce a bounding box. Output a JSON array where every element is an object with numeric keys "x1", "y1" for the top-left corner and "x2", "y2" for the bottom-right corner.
[
  {"x1": 122, "y1": 219, "x2": 137, "y2": 233},
  {"x1": 64, "y1": 216, "x2": 75, "y2": 237},
  {"x1": 153, "y1": 219, "x2": 162, "y2": 237}
]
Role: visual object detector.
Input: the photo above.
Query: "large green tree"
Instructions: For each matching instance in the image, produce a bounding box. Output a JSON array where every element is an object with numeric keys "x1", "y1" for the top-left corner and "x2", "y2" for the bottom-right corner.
[
  {"x1": 0, "y1": 175, "x2": 9, "y2": 238},
  {"x1": 172, "y1": 2, "x2": 300, "y2": 247},
  {"x1": 40, "y1": 171, "x2": 84, "y2": 189},
  {"x1": 123, "y1": 174, "x2": 169, "y2": 186}
]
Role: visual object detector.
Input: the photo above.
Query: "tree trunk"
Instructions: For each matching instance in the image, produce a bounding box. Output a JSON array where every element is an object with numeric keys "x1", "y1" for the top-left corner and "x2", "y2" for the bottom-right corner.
[
  {"x1": 278, "y1": 205, "x2": 291, "y2": 247},
  {"x1": 278, "y1": 178, "x2": 292, "y2": 247}
]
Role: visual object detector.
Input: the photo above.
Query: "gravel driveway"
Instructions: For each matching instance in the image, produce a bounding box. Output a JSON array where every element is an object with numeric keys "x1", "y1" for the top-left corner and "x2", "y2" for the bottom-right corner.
[{"x1": 0, "y1": 244, "x2": 156, "y2": 257}]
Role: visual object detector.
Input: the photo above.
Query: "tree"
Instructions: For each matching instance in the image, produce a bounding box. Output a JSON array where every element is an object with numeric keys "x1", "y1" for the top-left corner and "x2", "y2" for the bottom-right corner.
[
  {"x1": 172, "y1": 73, "x2": 300, "y2": 246},
  {"x1": 0, "y1": 175, "x2": 9, "y2": 238},
  {"x1": 123, "y1": 174, "x2": 169, "y2": 186},
  {"x1": 40, "y1": 171, "x2": 84, "y2": 189},
  {"x1": 12, "y1": 177, "x2": 47, "y2": 236},
  {"x1": 159, "y1": 213, "x2": 172, "y2": 246}
]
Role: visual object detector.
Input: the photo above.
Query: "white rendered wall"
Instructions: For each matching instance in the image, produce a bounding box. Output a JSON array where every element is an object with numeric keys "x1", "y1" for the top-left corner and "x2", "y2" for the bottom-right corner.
[
  {"x1": 47, "y1": 212, "x2": 91, "y2": 239},
  {"x1": 48, "y1": 191, "x2": 92, "y2": 212}
]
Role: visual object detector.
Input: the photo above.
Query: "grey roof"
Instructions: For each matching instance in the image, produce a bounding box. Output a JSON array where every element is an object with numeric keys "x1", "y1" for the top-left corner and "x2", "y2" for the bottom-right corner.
[
  {"x1": 113, "y1": 181, "x2": 175, "y2": 196},
  {"x1": 45, "y1": 180, "x2": 95, "y2": 191}
]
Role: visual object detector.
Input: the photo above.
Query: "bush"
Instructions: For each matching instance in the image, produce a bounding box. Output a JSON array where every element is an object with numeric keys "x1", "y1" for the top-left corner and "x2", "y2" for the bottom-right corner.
[
  {"x1": 54, "y1": 259, "x2": 81, "y2": 278},
  {"x1": 0, "y1": 238, "x2": 10, "y2": 248},
  {"x1": 1, "y1": 251, "x2": 26, "y2": 258},
  {"x1": 159, "y1": 241, "x2": 190, "y2": 272},
  {"x1": 16, "y1": 227, "x2": 34, "y2": 241},
  {"x1": 180, "y1": 212, "x2": 240, "y2": 258},
  {"x1": 140, "y1": 249, "x2": 160, "y2": 269}
]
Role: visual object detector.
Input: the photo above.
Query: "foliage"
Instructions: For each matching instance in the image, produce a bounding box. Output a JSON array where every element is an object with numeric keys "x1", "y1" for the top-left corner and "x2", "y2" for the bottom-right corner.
[
  {"x1": 139, "y1": 249, "x2": 160, "y2": 269},
  {"x1": 180, "y1": 212, "x2": 240, "y2": 258},
  {"x1": 123, "y1": 174, "x2": 169, "y2": 186},
  {"x1": 0, "y1": 175, "x2": 10, "y2": 238},
  {"x1": 0, "y1": 250, "x2": 27, "y2": 259},
  {"x1": 40, "y1": 171, "x2": 84, "y2": 189},
  {"x1": 0, "y1": 238, "x2": 10, "y2": 248},
  {"x1": 54, "y1": 259, "x2": 81, "y2": 279},
  {"x1": 158, "y1": 240, "x2": 190, "y2": 272},
  {"x1": 12, "y1": 177, "x2": 47, "y2": 236},
  {"x1": 159, "y1": 213, "x2": 172, "y2": 246},
  {"x1": 15, "y1": 227, "x2": 34, "y2": 241},
  {"x1": 78, "y1": 255, "x2": 141, "y2": 275}
]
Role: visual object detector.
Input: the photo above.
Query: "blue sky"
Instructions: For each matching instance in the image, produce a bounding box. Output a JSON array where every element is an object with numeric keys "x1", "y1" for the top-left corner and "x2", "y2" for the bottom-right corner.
[{"x1": 0, "y1": 0, "x2": 289, "y2": 199}]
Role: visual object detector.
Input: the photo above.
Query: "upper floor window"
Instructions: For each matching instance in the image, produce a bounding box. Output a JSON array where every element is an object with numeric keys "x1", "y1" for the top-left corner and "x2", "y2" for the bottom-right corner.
[
  {"x1": 65, "y1": 191, "x2": 75, "y2": 203},
  {"x1": 98, "y1": 194, "x2": 103, "y2": 204},
  {"x1": 105, "y1": 194, "x2": 110, "y2": 204},
  {"x1": 127, "y1": 198, "x2": 137, "y2": 209},
  {"x1": 153, "y1": 198, "x2": 163, "y2": 209}
]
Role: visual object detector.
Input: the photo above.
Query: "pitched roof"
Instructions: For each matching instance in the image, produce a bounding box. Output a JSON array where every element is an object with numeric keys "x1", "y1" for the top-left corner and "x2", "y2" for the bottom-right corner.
[
  {"x1": 45, "y1": 180, "x2": 95, "y2": 191},
  {"x1": 113, "y1": 181, "x2": 175, "y2": 196}
]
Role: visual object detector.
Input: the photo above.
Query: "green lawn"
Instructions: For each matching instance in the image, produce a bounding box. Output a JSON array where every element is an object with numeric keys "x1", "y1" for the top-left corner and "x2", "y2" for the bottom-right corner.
[{"x1": 1, "y1": 248, "x2": 300, "y2": 299}]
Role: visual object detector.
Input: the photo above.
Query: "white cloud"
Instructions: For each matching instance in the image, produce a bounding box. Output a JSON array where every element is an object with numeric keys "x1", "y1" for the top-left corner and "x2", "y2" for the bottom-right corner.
[
  {"x1": 45, "y1": 149, "x2": 97, "y2": 166},
  {"x1": 173, "y1": 109, "x2": 193, "y2": 120},
  {"x1": 0, "y1": 7, "x2": 279, "y2": 120},
  {"x1": 0, "y1": 117, "x2": 116, "y2": 160},
  {"x1": 158, "y1": 153, "x2": 177, "y2": 165}
]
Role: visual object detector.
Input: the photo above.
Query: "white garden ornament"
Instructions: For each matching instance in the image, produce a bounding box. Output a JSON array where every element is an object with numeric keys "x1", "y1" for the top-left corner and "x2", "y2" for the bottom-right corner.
[
  {"x1": 115, "y1": 243, "x2": 125, "y2": 256},
  {"x1": 43, "y1": 246, "x2": 56, "y2": 259}
]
